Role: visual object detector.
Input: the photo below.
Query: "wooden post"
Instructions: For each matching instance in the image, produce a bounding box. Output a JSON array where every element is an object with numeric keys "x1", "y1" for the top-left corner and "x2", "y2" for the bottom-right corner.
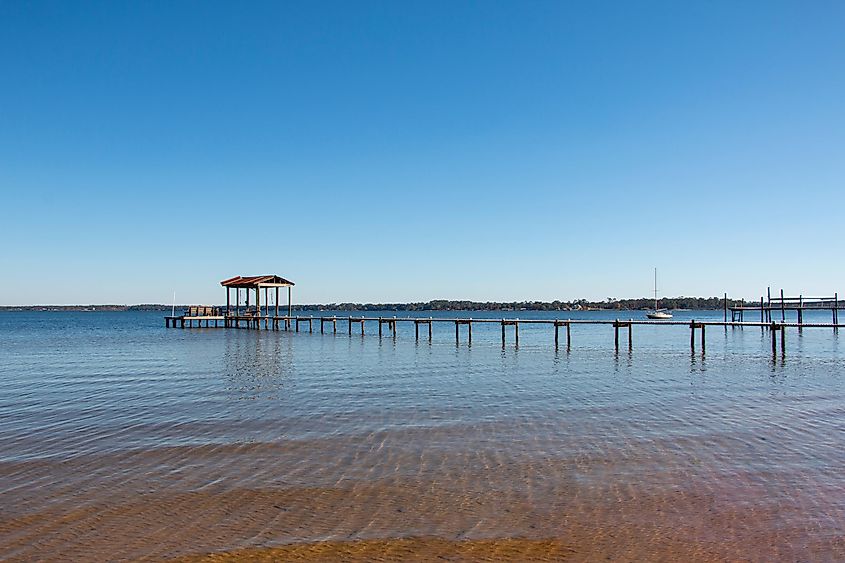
[
  {"x1": 429, "y1": 319, "x2": 432, "y2": 341},
  {"x1": 700, "y1": 323, "x2": 705, "y2": 353},
  {"x1": 780, "y1": 289, "x2": 785, "y2": 322},
  {"x1": 780, "y1": 324, "x2": 785, "y2": 353},
  {"x1": 501, "y1": 321, "x2": 506, "y2": 346},
  {"x1": 226, "y1": 288, "x2": 231, "y2": 319},
  {"x1": 468, "y1": 320, "x2": 472, "y2": 345},
  {"x1": 566, "y1": 321, "x2": 571, "y2": 349},
  {"x1": 333, "y1": 318, "x2": 337, "y2": 334},
  {"x1": 348, "y1": 317, "x2": 352, "y2": 336},
  {"x1": 771, "y1": 322, "x2": 777, "y2": 354},
  {"x1": 798, "y1": 295, "x2": 803, "y2": 326},
  {"x1": 760, "y1": 297, "x2": 764, "y2": 329},
  {"x1": 379, "y1": 318, "x2": 383, "y2": 338},
  {"x1": 628, "y1": 321, "x2": 632, "y2": 349},
  {"x1": 767, "y1": 287, "x2": 771, "y2": 323},
  {"x1": 361, "y1": 319, "x2": 365, "y2": 336},
  {"x1": 723, "y1": 292, "x2": 727, "y2": 323},
  {"x1": 614, "y1": 320, "x2": 619, "y2": 351},
  {"x1": 415, "y1": 321, "x2": 419, "y2": 341},
  {"x1": 288, "y1": 286, "x2": 292, "y2": 319},
  {"x1": 263, "y1": 287, "x2": 267, "y2": 329},
  {"x1": 256, "y1": 287, "x2": 261, "y2": 328},
  {"x1": 690, "y1": 320, "x2": 695, "y2": 351},
  {"x1": 455, "y1": 321, "x2": 459, "y2": 344},
  {"x1": 554, "y1": 322, "x2": 559, "y2": 348},
  {"x1": 392, "y1": 319, "x2": 397, "y2": 338},
  {"x1": 515, "y1": 321, "x2": 519, "y2": 346},
  {"x1": 275, "y1": 287, "x2": 279, "y2": 319},
  {"x1": 834, "y1": 292, "x2": 839, "y2": 326}
]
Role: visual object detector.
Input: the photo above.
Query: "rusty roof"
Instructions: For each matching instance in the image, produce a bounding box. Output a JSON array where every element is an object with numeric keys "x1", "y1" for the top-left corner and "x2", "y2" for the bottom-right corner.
[{"x1": 220, "y1": 275, "x2": 295, "y2": 288}]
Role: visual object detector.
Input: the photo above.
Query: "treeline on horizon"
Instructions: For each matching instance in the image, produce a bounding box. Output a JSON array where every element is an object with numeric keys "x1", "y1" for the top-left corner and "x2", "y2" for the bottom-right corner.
[
  {"x1": 1, "y1": 297, "x2": 740, "y2": 312},
  {"x1": 310, "y1": 297, "x2": 735, "y2": 311}
]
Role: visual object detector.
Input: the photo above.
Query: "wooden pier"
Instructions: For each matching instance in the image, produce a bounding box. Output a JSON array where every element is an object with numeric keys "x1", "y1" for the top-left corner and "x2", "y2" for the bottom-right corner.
[
  {"x1": 166, "y1": 313, "x2": 845, "y2": 355},
  {"x1": 167, "y1": 277, "x2": 843, "y2": 355},
  {"x1": 729, "y1": 287, "x2": 840, "y2": 326}
]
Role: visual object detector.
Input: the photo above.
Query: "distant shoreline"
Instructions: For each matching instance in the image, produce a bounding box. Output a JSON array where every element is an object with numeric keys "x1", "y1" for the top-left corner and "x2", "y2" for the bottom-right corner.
[{"x1": 0, "y1": 297, "x2": 736, "y2": 312}]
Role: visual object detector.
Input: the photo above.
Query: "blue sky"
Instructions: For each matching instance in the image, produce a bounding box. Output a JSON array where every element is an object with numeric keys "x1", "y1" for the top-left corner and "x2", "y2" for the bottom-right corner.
[{"x1": 1, "y1": 1, "x2": 843, "y2": 305}]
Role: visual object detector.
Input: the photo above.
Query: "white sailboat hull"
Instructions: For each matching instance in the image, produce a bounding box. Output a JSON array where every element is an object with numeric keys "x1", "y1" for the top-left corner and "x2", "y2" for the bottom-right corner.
[{"x1": 647, "y1": 311, "x2": 673, "y2": 320}]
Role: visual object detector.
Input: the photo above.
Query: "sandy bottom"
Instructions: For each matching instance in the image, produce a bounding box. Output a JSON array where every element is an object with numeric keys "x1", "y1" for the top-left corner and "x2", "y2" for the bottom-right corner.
[
  {"x1": 174, "y1": 536, "x2": 732, "y2": 562},
  {"x1": 4, "y1": 475, "x2": 843, "y2": 562},
  {"x1": 176, "y1": 538, "x2": 579, "y2": 562}
]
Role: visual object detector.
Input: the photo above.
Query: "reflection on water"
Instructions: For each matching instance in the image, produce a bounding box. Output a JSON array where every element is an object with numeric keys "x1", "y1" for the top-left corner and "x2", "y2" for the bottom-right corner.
[
  {"x1": 0, "y1": 310, "x2": 844, "y2": 561},
  {"x1": 222, "y1": 331, "x2": 293, "y2": 401}
]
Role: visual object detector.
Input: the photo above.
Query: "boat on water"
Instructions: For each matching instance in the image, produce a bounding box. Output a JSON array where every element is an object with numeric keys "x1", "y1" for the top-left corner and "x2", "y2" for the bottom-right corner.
[
  {"x1": 647, "y1": 268, "x2": 673, "y2": 319},
  {"x1": 647, "y1": 310, "x2": 673, "y2": 320}
]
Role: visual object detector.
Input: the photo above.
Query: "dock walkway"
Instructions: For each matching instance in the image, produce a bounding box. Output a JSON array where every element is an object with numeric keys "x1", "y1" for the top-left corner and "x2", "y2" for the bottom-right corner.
[{"x1": 166, "y1": 314, "x2": 844, "y2": 355}]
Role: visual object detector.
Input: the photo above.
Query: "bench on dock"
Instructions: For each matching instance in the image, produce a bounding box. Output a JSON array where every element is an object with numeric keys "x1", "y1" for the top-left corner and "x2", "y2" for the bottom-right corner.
[{"x1": 185, "y1": 306, "x2": 221, "y2": 317}]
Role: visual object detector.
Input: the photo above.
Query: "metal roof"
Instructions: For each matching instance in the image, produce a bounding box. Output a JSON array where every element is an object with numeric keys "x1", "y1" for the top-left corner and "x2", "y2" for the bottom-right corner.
[{"x1": 220, "y1": 275, "x2": 295, "y2": 288}]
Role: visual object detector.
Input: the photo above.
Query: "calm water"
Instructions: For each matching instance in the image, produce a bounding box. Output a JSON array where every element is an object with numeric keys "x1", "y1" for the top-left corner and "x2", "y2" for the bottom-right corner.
[{"x1": 1, "y1": 310, "x2": 844, "y2": 560}]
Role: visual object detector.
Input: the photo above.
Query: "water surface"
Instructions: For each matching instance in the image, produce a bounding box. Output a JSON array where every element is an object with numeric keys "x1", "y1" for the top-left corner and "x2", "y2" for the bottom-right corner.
[{"x1": 1, "y1": 310, "x2": 843, "y2": 560}]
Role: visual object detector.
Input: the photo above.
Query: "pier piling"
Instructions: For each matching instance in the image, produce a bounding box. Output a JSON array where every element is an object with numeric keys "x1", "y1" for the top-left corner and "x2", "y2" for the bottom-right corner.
[
  {"x1": 771, "y1": 322, "x2": 778, "y2": 354},
  {"x1": 614, "y1": 321, "x2": 620, "y2": 350},
  {"x1": 613, "y1": 320, "x2": 632, "y2": 351},
  {"x1": 690, "y1": 320, "x2": 695, "y2": 351}
]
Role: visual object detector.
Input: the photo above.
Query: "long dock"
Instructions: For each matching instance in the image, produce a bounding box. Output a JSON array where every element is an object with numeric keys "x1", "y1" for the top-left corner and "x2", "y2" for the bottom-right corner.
[
  {"x1": 165, "y1": 314, "x2": 844, "y2": 355},
  {"x1": 168, "y1": 276, "x2": 842, "y2": 355}
]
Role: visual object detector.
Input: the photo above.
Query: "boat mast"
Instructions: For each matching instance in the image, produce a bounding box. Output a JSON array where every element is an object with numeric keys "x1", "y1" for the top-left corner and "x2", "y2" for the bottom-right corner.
[{"x1": 654, "y1": 268, "x2": 658, "y2": 311}]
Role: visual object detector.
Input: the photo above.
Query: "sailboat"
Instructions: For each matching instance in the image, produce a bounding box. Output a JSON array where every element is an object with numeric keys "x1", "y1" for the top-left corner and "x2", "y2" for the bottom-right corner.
[{"x1": 647, "y1": 268, "x2": 673, "y2": 319}]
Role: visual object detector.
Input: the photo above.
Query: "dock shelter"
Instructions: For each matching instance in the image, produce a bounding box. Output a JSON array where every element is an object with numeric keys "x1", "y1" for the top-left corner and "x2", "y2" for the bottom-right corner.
[{"x1": 221, "y1": 275, "x2": 295, "y2": 320}]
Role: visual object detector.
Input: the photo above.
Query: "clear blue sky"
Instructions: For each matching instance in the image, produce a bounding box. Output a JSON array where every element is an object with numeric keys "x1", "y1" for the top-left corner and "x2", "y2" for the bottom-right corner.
[{"x1": 1, "y1": 1, "x2": 843, "y2": 305}]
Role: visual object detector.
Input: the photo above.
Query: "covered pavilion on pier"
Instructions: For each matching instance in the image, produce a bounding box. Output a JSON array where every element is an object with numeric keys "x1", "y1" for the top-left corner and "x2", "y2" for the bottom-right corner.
[{"x1": 220, "y1": 275, "x2": 295, "y2": 321}]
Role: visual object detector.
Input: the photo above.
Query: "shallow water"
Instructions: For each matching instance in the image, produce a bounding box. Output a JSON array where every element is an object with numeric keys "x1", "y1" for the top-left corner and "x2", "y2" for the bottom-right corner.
[{"x1": 1, "y1": 310, "x2": 844, "y2": 560}]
